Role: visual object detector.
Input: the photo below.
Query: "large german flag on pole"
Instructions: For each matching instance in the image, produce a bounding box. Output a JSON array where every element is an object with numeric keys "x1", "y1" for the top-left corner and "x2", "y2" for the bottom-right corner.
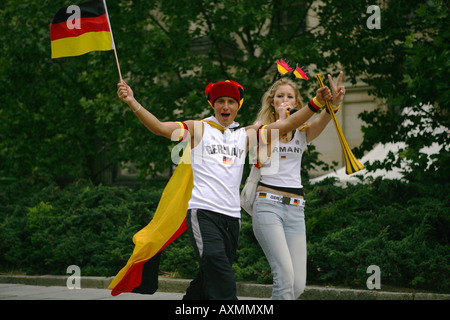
[{"x1": 50, "y1": 0, "x2": 114, "y2": 59}]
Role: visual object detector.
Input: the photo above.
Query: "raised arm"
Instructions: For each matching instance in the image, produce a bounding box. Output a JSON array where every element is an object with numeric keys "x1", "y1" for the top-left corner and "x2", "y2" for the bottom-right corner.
[{"x1": 117, "y1": 80, "x2": 197, "y2": 142}]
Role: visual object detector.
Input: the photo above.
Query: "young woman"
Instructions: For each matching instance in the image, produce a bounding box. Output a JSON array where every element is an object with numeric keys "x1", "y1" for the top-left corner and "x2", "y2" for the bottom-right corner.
[
  {"x1": 252, "y1": 73, "x2": 345, "y2": 300},
  {"x1": 116, "y1": 78, "x2": 323, "y2": 299}
]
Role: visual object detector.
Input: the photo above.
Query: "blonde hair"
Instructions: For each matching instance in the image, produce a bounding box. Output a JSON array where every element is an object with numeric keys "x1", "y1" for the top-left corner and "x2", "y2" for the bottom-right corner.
[{"x1": 255, "y1": 78, "x2": 309, "y2": 131}]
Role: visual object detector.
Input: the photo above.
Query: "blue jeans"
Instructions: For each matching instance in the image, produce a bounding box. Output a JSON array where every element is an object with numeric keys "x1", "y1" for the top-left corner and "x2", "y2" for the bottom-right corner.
[{"x1": 252, "y1": 197, "x2": 307, "y2": 300}]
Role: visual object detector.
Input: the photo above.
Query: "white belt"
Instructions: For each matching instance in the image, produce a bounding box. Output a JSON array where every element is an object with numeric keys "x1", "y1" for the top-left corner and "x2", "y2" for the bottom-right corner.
[{"x1": 256, "y1": 192, "x2": 305, "y2": 207}]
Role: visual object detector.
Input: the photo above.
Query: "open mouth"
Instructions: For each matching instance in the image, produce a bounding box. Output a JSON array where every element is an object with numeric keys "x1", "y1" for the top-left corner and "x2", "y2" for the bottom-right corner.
[{"x1": 221, "y1": 113, "x2": 231, "y2": 119}]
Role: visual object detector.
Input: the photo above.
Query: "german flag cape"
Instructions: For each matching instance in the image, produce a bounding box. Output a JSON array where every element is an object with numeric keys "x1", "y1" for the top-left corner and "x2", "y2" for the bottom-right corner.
[
  {"x1": 50, "y1": 0, "x2": 114, "y2": 59},
  {"x1": 109, "y1": 144, "x2": 193, "y2": 296}
]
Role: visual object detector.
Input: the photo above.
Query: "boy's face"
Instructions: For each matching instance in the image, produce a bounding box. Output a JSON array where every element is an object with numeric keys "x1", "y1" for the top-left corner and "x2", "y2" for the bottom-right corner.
[{"x1": 213, "y1": 96, "x2": 239, "y2": 127}]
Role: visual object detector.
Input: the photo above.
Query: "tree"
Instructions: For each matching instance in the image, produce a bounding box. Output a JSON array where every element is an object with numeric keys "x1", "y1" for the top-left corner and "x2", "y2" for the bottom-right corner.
[
  {"x1": 0, "y1": 1, "x2": 130, "y2": 184},
  {"x1": 1, "y1": 0, "x2": 448, "y2": 184},
  {"x1": 0, "y1": 0, "x2": 328, "y2": 184},
  {"x1": 313, "y1": 0, "x2": 449, "y2": 184}
]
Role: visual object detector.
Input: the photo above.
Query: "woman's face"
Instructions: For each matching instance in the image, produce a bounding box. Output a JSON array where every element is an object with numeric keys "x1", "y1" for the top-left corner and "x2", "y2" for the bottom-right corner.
[{"x1": 271, "y1": 84, "x2": 297, "y2": 115}]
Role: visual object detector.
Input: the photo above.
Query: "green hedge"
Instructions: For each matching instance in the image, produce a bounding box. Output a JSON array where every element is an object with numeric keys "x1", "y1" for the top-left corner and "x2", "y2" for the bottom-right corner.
[
  {"x1": 0, "y1": 176, "x2": 448, "y2": 293},
  {"x1": 307, "y1": 178, "x2": 449, "y2": 293},
  {"x1": 1, "y1": 178, "x2": 158, "y2": 276}
]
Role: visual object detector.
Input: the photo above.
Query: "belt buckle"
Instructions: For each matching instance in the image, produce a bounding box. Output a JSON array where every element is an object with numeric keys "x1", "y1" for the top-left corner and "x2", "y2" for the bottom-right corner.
[{"x1": 281, "y1": 197, "x2": 290, "y2": 205}]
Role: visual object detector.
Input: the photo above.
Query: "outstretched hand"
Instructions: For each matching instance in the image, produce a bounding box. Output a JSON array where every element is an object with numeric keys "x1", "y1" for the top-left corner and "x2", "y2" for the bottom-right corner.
[{"x1": 328, "y1": 71, "x2": 345, "y2": 106}]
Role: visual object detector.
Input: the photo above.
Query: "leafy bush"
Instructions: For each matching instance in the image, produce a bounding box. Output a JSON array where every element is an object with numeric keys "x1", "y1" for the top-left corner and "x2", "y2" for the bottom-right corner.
[
  {"x1": 1, "y1": 176, "x2": 448, "y2": 293},
  {"x1": 0, "y1": 177, "x2": 161, "y2": 276},
  {"x1": 304, "y1": 178, "x2": 449, "y2": 293}
]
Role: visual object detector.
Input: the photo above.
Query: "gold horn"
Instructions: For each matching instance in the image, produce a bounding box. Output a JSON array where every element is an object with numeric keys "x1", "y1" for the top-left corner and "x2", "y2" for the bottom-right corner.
[{"x1": 316, "y1": 74, "x2": 364, "y2": 175}]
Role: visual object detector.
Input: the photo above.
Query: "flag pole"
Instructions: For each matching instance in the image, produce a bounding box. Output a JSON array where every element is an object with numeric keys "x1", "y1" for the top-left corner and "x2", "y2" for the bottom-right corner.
[
  {"x1": 113, "y1": 47, "x2": 123, "y2": 82},
  {"x1": 103, "y1": 0, "x2": 123, "y2": 81}
]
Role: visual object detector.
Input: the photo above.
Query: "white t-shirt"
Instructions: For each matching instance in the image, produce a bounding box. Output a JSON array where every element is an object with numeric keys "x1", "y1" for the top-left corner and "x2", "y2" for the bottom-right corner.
[
  {"x1": 260, "y1": 129, "x2": 306, "y2": 189},
  {"x1": 188, "y1": 120, "x2": 247, "y2": 218}
]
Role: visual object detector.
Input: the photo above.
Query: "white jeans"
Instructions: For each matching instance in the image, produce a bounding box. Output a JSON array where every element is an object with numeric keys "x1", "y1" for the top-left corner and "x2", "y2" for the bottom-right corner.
[{"x1": 252, "y1": 197, "x2": 307, "y2": 300}]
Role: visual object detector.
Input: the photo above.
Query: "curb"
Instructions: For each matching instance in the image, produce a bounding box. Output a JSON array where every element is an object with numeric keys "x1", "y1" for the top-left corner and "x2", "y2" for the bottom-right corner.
[{"x1": 1, "y1": 275, "x2": 449, "y2": 300}]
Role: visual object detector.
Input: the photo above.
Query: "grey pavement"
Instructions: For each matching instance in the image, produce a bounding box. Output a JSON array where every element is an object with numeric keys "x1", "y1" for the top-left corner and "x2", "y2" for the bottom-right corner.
[
  {"x1": 0, "y1": 283, "x2": 185, "y2": 300},
  {"x1": 0, "y1": 282, "x2": 266, "y2": 300},
  {"x1": 0, "y1": 275, "x2": 449, "y2": 300},
  {"x1": 0, "y1": 275, "x2": 267, "y2": 300}
]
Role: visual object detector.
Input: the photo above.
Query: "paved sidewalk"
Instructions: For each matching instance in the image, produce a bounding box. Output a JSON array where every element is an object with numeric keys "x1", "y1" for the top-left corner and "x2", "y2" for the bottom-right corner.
[
  {"x1": 0, "y1": 283, "x2": 186, "y2": 300},
  {"x1": 0, "y1": 283, "x2": 267, "y2": 300},
  {"x1": 0, "y1": 275, "x2": 449, "y2": 300},
  {"x1": 0, "y1": 276, "x2": 266, "y2": 300}
]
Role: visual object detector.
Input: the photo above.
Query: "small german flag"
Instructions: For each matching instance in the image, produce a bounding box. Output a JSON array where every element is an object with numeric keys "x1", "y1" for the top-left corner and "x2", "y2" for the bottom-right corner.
[
  {"x1": 276, "y1": 59, "x2": 293, "y2": 75},
  {"x1": 50, "y1": 0, "x2": 114, "y2": 59},
  {"x1": 223, "y1": 156, "x2": 232, "y2": 165},
  {"x1": 258, "y1": 193, "x2": 267, "y2": 199},
  {"x1": 293, "y1": 65, "x2": 309, "y2": 81}
]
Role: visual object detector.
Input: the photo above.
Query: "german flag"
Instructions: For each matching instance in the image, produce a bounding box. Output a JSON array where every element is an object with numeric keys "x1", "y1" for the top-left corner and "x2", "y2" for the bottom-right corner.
[
  {"x1": 293, "y1": 65, "x2": 309, "y2": 81},
  {"x1": 276, "y1": 59, "x2": 293, "y2": 75},
  {"x1": 108, "y1": 145, "x2": 194, "y2": 296},
  {"x1": 223, "y1": 156, "x2": 232, "y2": 165},
  {"x1": 50, "y1": 0, "x2": 114, "y2": 59}
]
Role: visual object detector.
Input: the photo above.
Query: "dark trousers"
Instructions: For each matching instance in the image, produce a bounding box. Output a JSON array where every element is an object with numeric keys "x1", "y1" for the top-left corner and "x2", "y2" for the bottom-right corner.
[{"x1": 183, "y1": 209, "x2": 240, "y2": 300}]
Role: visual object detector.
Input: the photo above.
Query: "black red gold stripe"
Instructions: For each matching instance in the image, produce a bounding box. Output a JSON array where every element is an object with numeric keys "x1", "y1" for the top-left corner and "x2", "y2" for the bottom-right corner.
[
  {"x1": 108, "y1": 146, "x2": 194, "y2": 296},
  {"x1": 175, "y1": 121, "x2": 189, "y2": 141},
  {"x1": 308, "y1": 96, "x2": 324, "y2": 112},
  {"x1": 50, "y1": 15, "x2": 110, "y2": 41},
  {"x1": 51, "y1": 0, "x2": 106, "y2": 24},
  {"x1": 50, "y1": 0, "x2": 113, "y2": 59},
  {"x1": 110, "y1": 219, "x2": 187, "y2": 296},
  {"x1": 258, "y1": 125, "x2": 268, "y2": 145},
  {"x1": 326, "y1": 104, "x2": 340, "y2": 114}
]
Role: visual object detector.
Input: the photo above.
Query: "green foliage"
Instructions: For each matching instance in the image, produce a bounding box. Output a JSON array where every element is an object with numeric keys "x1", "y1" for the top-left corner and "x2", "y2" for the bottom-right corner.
[
  {"x1": 0, "y1": 0, "x2": 332, "y2": 184},
  {"x1": 304, "y1": 178, "x2": 450, "y2": 293},
  {"x1": 315, "y1": 0, "x2": 449, "y2": 183},
  {"x1": 0, "y1": 177, "x2": 161, "y2": 276},
  {"x1": 0, "y1": 1, "x2": 129, "y2": 183},
  {"x1": 1, "y1": 177, "x2": 448, "y2": 293},
  {"x1": 2, "y1": 1, "x2": 448, "y2": 184},
  {"x1": 159, "y1": 234, "x2": 198, "y2": 278}
]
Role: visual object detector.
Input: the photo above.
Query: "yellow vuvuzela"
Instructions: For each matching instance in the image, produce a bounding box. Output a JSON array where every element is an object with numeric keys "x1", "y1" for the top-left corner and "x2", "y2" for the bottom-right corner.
[{"x1": 316, "y1": 74, "x2": 364, "y2": 175}]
